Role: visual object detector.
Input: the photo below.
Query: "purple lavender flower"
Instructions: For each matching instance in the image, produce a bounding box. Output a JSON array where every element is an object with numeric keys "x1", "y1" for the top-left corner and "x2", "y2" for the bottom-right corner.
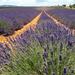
[
  {"x1": 43, "y1": 48, "x2": 48, "y2": 60},
  {"x1": 67, "y1": 40, "x2": 72, "y2": 47},
  {"x1": 63, "y1": 67, "x2": 67, "y2": 75}
]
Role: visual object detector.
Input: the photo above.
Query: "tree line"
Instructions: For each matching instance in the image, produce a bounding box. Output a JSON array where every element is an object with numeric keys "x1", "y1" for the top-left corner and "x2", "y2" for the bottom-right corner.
[{"x1": 62, "y1": 4, "x2": 75, "y2": 8}]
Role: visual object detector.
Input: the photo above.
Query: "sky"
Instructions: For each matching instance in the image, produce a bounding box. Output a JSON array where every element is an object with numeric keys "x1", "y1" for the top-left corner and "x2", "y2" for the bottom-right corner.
[{"x1": 0, "y1": 0, "x2": 75, "y2": 6}]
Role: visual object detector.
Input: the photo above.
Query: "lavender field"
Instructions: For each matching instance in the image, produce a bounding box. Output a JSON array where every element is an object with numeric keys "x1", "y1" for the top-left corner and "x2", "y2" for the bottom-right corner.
[
  {"x1": 0, "y1": 7, "x2": 40, "y2": 36},
  {"x1": 47, "y1": 8, "x2": 75, "y2": 29},
  {"x1": 0, "y1": 7, "x2": 75, "y2": 75}
]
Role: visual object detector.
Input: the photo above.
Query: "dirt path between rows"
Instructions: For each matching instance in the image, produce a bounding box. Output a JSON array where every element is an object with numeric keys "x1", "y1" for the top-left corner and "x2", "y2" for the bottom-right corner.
[{"x1": 0, "y1": 12, "x2": 42, "y2": 54}]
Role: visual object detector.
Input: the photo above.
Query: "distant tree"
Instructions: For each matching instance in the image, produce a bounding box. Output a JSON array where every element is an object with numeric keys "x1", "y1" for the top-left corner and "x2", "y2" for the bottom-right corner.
[
  {"x1": 62, "y1": 4, "x2": 66, "y2": 7},
  {"x1": 69, "y1": 5, "x2": 72, "y2": 8},
  {"x1": 69, "y1": 4, "x2": 75, "y2": 8},
  {"x1": 72, "y1": 4, "x2": 75, "y2": 8}
]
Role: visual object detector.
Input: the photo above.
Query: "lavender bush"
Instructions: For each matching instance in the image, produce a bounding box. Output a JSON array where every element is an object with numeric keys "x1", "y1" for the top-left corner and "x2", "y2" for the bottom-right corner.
[{"x1": 1, "y1": 18, "x2": 75, "y2": 75}]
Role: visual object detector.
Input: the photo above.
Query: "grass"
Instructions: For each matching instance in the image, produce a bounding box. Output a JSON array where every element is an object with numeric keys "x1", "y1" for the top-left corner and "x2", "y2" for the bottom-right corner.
[{"x1": 1, "y1": 39, "x2": 75, "y2": 75}]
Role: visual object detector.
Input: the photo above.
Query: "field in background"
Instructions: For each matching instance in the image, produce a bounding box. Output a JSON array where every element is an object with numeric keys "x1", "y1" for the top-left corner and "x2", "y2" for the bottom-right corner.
[
  {"x1": 47, "y1": 8, "x2": 75, "y2": 29},
  {"x1": 0, "y1": 7, "x2": 41, "y2": 36}
]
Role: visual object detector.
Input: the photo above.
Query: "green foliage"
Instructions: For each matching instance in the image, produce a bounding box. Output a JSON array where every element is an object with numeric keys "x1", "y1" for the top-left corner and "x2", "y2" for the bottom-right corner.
[
  {"x1": 1, "y1": 41, "x2": 75, "y2": 75},
  {"x1": 1, "y1": 39, "x2": 44, "y2": 75},
  {"x1": 0, "y1": 20, "x2": 13, "y2": 35},
  {"x1": 1, "y1": 23, "x2": 75, "y2": 75},
  {"x1": 69, "y1": 4, "x2": 75, "y2": 8},
  {"x1": 0, "y1": 20, "x2": 9, "y2": 29}
]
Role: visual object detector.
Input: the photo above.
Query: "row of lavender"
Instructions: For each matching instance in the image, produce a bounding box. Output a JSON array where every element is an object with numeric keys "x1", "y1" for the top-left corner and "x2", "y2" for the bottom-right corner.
[
  {"x1": 47, "y1": 8, "x2": 75, "y2": 29},
  {"x1": 0, "y1": 7, "x2": 40, "y2": 36},
  {"x1": 0, "y1": 16, "x2": 75, "y2": 75}
]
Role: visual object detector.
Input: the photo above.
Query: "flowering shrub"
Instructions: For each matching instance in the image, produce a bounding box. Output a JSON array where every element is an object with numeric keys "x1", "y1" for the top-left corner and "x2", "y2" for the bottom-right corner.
[{"x1": 1, "y1": 19, "x2": 75, "y2": 75}]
